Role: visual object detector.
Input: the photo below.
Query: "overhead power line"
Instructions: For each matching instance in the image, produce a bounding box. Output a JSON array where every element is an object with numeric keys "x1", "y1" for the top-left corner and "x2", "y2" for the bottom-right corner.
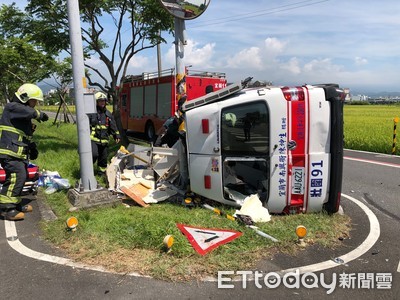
[{"x1": 190, "y1": 0, "x2": 330, "y2": 28}]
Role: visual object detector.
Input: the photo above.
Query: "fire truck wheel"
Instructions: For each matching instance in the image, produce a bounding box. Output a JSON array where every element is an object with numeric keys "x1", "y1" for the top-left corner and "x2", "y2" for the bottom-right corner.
[{"x1": 145, "y1": 122, "x2": 155, "y2": 141}]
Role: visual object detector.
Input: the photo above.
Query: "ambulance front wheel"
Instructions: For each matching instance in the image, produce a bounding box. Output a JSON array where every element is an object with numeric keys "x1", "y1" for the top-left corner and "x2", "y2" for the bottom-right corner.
[{"x1": 145, "y1": 122, "x2": 155, "y2": 141}]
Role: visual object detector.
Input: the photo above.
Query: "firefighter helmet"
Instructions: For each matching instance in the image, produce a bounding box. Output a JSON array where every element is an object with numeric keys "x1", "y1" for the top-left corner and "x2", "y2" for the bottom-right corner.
[
  {"x1": 95, "y1": 92, "x2": 108, "y2": 102},
  {"x1": 15, "y1": 84, "x2": 44, "y2": 103}
]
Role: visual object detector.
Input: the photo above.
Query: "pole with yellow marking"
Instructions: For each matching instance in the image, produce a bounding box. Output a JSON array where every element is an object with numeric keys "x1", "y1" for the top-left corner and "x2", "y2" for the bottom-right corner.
[{"x1": 392, "y1": 117, "x2": 399, "y2": 155}]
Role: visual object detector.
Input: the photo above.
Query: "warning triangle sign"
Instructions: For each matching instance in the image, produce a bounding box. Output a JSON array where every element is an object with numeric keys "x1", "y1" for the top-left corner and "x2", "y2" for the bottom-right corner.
[{"x1": 176, "y1": 223, "x2": 242, "y2": 256}]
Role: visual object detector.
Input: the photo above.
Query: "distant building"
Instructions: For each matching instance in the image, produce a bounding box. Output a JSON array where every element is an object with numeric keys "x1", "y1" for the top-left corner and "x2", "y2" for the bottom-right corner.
[{"x1": 351, "y1": 94, "x2": 368, "y2": 101}]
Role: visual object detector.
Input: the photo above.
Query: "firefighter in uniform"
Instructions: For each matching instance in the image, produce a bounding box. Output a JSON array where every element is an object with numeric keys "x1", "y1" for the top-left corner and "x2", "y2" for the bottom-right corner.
[
  {"x1": 90, "y1": 92, "x2": 120, "y2": 174},
  {"x1": 0, "y1": 83, "x2": 49, "y2": 221}
]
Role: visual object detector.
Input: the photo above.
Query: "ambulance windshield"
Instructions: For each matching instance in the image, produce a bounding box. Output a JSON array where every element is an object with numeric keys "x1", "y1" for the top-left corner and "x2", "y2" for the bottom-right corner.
[{"x1": 221, "y1": 101, "x2": 270, "y2": 204}]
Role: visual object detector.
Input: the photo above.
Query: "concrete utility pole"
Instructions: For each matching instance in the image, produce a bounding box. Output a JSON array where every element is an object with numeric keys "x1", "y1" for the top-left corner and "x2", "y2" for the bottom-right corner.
[
  {"x1": 174, "y1": 17, "x2": 189, "y2": 189},
  {"x1": 66, "y1": 0, "x2": 97, "y2": 191},
  {"x1": 66, "y1": 0, "x2": 118, "y2": 208}
]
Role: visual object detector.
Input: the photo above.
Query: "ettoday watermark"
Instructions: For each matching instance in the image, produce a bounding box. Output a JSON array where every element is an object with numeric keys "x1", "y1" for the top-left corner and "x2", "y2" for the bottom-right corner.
[{"x1": 217, "y1": 270, "x2": 392, "y2": 294}]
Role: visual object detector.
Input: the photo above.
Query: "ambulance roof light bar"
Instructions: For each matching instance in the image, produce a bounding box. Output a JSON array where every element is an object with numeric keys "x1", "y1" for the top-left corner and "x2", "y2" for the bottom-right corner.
[
  {"x1": 181, "y1": 77, "x2": 253, "y2": 112},
  {"x1": 181, "y1": 82, "x2": 241, "y2": 112}
]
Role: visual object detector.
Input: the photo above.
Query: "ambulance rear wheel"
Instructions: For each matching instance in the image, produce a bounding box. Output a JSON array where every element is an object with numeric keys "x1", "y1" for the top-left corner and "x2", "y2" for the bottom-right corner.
[{"x1": 145, "y1": 122, "x2": 155, "y2": 141}]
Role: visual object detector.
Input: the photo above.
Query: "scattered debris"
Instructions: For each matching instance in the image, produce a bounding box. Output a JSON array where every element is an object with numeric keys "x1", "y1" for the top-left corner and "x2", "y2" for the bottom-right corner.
[
  {"x1": 332, "y1": 257, "x2": 345, "y2": 264},
  {"x1": 235, "y1": 194, "x2": 271, "y2": 223},
  {"x1": 371, "y1": 249, "x2": 380, "y2": 255},
  {"x1": 120, "y1": 185, "x2": 149, "y2": 208},
  {"x1": 202, "y1": 203, "x2": 278, "y2": 242},
  {"x1": 203, "y1": 203, "x2": 235, "y2": 221},
  {"x1": 106, "y1": 144, "x2": 181, "y2": 206},
  {"x1": 106, "y1": 144, "x2": 281, "y2": 242},
  {"x1": 38, "y1": 170, "x2": 70, "y2": 194}
]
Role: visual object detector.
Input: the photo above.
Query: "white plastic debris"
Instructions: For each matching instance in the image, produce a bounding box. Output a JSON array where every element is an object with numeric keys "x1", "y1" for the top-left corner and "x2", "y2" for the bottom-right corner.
[{"x1": 236, "y1": 194, "x2": 271, "y2": 223}]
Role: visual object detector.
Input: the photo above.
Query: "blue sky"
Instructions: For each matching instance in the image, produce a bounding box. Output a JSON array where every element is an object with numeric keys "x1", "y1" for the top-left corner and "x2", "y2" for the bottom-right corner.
[
  {"x1": 4, "y1": 0, "x2": 400, "y2": 94},
  {"x1": 155, "y1": 0, "x2": 400, "y2": 94}
]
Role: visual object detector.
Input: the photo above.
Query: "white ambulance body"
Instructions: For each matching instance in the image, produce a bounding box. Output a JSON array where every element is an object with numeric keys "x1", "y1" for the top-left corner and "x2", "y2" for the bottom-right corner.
[{"x1": 182, "y1": 83, "x2": 344, "y2": 214}]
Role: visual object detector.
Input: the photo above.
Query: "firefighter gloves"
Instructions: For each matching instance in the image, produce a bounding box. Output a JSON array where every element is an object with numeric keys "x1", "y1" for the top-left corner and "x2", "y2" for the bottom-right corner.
[
  {"x1": 28, "y1": 142, "x2": 38, "y2": 160},
  {"x1": 40, "y1": 112, "x2": 49, "y2": 122}
]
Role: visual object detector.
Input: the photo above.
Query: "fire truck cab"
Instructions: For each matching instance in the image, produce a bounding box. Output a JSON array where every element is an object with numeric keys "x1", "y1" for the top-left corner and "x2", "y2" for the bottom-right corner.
[{"x1": 182, "y1": 81, "x2": 344, "y2": 214}]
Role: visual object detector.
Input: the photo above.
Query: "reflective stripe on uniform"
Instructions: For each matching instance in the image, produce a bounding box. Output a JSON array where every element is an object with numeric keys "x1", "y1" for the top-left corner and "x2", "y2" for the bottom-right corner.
[
  {"x1": 0, "y1": 125, "x2": 28, "y2": 159},
  {"x1": 0, "y1": 172, "x2": 20, "y2": 205},
  {"x1": 0, "y1": 194, "x2": 19, "y2": 204},
  {"x1": 0, "y1": 148, "x2": 26, "y2": 159},
  {"x1": 90, "y1": 134, "x2": 109, "y2": 144},
  {"x1": 7, "y1": 172, "x2": 17, "y2": 198},
  {"x1": 35, "y1": 109, "x2": 41, "y2": 120},
  {"x1": 0, "y1": 125, "x2": 27, "y2": 137}
]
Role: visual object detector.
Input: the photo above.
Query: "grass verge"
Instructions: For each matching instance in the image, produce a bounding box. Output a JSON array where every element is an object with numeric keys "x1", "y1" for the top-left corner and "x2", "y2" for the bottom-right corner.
[{"x1": 33, "y1": 120, "x2": 351, "y2": 281}]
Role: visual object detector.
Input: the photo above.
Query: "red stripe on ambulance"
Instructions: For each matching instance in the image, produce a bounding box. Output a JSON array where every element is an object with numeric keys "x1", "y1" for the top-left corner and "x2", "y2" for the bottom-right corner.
[{"x1": 281, "y1": 87, "x2": 309, "y2": 213}]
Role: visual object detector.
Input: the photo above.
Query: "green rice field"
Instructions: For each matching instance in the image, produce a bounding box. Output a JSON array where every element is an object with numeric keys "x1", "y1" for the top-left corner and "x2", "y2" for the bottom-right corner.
[
  {"x1": 344, "y1": 104, "x2": 400, "y2": 155},
  {"x1": 37, "y1": 103, "x2": 400, "y2": 156}
]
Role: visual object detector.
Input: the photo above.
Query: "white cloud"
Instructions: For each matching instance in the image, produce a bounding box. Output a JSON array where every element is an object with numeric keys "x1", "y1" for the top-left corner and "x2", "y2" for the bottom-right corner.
[
  {"x1": 165, "y1": 39, "x2": 215, "y2": 69},
  {"x1": 304, "y1": 58, "x2": 343, "y2": 73},
  {"x1": 128, "y1": 55, "x2": 149, "y2": 69},
  {"x1": 226, "y1": 47, "x2": 263, "y2": 70},
  {"x1": 280, "y1": 57, "x2": 301, "y2": 75},
  {"x1": 355, "y1": 56, "x2": 368, "y2": 66},
  {"x1": 264, "y1": 37, "x2": 286, "y2": 56}
]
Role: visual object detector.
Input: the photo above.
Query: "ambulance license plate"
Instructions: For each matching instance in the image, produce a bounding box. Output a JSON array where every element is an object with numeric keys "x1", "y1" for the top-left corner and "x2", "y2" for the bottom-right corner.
[{"x1": 292, "y1": 167, "x2": 305, "y2": 195}]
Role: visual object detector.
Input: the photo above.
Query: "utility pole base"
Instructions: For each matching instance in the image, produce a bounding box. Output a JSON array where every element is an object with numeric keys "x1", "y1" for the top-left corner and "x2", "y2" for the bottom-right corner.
[{"x1": 67, "y1": 187, "x2": 119, "y2": 209}]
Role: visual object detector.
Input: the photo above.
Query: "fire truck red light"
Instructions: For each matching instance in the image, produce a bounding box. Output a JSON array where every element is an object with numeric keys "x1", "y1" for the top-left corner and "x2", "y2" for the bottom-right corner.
[
  {"x1": 204, "y1": 175, "x2": 211, "y2": 189},
  {"x1": 202, "y1": 119, "x2": 209, "y2": 133}
]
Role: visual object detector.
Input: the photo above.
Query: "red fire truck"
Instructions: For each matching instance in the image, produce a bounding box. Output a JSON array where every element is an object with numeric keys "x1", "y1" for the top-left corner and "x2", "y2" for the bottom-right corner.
[{"x1": 118, "y1": 68, "x2": 227, "y2": 139}]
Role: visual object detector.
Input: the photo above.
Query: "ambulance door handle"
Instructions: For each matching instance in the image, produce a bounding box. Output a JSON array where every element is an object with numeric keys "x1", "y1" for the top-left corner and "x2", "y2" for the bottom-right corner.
[{"x1": 213, "y1": 147, "x2": 219, "y2": 153}]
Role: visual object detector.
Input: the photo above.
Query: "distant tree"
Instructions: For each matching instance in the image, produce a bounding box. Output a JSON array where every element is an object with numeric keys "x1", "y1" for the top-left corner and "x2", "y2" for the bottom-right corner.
[
  {"x1": 49, "y1": 57, "x2": 73, "y2": 105},
  {"x1": 0, "y1": 3, "x2": 57, "y2": 103},
  {"x1": 26, "y1": 0, "x2": 175, "y2": 143}
]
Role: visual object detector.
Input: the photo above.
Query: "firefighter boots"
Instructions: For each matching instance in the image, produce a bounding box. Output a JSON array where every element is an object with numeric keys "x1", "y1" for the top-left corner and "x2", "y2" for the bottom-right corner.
[
  {"x1": 1, "y1": 209, "x2": 25, "y2": 221},
  {"x1": 16, "y1": 204, "x2": 33, "y2": 213}
]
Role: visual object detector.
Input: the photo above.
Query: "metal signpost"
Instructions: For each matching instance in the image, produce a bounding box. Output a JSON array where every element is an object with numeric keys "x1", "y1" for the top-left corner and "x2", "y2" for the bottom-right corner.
[
  {"x1": 159, "y1": 0, "x2": 211, "y2": 189},
  {"x1": 66, "y1": 0, "x2": 118, "y2": 208}
]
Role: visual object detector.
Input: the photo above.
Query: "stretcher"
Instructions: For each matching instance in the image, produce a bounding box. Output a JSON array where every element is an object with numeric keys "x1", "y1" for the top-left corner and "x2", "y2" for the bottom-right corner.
[{"x1": 0, "y1": 163, "x2": 39, "y2": 195}]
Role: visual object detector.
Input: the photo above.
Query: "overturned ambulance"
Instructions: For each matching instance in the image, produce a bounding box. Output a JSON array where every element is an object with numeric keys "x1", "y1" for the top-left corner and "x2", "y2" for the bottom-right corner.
[{"x1": 116, "y1": 80, "x2": 344, "y2": 214}]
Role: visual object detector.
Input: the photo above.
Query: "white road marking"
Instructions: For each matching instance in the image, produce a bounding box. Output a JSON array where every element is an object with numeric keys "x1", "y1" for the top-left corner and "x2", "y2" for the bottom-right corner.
[
  {"x1": 344, "y1": 156, "x2": 400, "y2": 168},
  {"x1": 397, "y1": 260, "x2": 400, "y2": 273},
  {"x1": 3, "y1": 220, "x2": 147, "y2": 277},
  {"x1": 279, "y1": 193, "x2": 380, "y2": 275},
  {"x1": 3, "y1": 193, "x2": 380, "y2": 280}
]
